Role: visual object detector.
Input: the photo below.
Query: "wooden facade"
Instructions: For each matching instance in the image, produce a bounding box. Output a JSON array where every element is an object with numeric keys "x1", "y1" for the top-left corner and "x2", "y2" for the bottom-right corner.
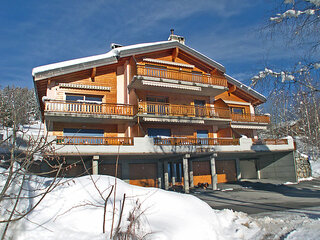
[{"x1": 33, "y1": 37, "x2": 276, "y2": 188}]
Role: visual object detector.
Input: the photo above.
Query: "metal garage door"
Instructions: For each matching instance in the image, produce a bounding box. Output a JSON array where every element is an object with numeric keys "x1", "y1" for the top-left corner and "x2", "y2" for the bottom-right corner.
[
  {"x1": 129, "y1": 163, "x2": 158, "y2": 187},
  {"x1": 216, "y1": 160, "x2": 237, "y2": 183},
  {"x1": 240, "y1": 160, "x2": 257, "y2": 179}
]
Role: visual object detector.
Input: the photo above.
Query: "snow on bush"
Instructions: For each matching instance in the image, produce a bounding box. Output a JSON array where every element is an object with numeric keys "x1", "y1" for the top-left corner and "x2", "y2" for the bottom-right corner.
[{"x1": 0, "y1": 172, "x2": 261, "y2": 240}]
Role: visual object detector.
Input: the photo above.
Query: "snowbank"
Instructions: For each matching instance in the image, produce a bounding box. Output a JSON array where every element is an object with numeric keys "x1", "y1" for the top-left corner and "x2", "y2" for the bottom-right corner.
[
  {"x1": 310, "y1": 160, "x2": 320, "y2": 178},
  {"x1": 1, "y1": 173, "x2": 261, "y2": 240}
]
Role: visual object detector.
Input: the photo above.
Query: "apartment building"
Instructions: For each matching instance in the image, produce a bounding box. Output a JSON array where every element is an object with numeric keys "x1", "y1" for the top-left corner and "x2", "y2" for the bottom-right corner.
[{"x1": 32, "y1": 31, "x2": 297, "y2": 192}]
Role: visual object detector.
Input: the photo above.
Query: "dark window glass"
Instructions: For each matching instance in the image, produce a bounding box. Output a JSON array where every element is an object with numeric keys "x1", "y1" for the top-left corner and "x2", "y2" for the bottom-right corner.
[{"x1": 63, "y1": 128, "x2": 104, "y2": 137}]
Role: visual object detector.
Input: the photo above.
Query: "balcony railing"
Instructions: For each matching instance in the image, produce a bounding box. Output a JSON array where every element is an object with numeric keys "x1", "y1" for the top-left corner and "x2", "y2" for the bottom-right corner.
[
  {"x1": 252, "y1": 138, "x2": 288, "y2": 145},
  {"x1": 136, "y1": 64, "x2": 228, "y2": 87},
  {"x1": 45, "y1": 100, "x2": 135, "y2": 116},
  {"x1": 153, "y1": 137, "x2": 240, "y2": 146},
  {"x1": 56, "y1": 136, "x2": 134, "y2": 145},
  {"x1": 231, "y1": 113, "x2": 270, "y2": 124},
  {"x1": 138, "y1": 102, "x2": 231, "y2": 119}
]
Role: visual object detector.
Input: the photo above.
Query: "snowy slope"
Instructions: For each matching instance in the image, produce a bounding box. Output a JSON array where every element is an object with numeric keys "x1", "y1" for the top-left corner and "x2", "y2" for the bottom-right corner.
[{"x1": 1, "y1": 172, "x2": 260, "y2": 240}]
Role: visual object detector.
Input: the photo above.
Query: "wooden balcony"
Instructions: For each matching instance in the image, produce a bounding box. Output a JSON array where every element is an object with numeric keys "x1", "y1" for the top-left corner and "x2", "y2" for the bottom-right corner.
[
  {"x1": 138, "y1": 102, "x2": 231, "y2": 119},
  {"x1": 153, "y1": 137, "x2": 240, "y2": 146},
  {"x1": 231, "y1": 113, "x2": 270, "y2": 124},
  {"x1": 136, "y1": 64, "x2": 228, "y2": 87},
  {"x1": 45, "y1": 100, "x2": 135, "y2": 116},
  {"x1": 56, "y1": 136, "x2": 134, "y2": 145}
]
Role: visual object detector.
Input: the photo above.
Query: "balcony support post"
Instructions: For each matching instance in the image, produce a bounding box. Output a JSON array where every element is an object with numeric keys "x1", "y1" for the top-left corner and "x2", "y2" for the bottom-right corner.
[
  {"x1": 189, "y1": 159, "x2": 194, "y2": 188},
  {"x1": 92, "y1": 155, "x2": 99, "y2": 175},
  {"x1": 171, "y1": 162, "x2": 176, "y2": 186},
  {"x1": 157, "y1": 161, "x2": 163, "y2": 189},
  {"x1": 235, "y1": 158, "x2": 241, "y2": 181},
  {"x1": 183, "y1": 154, "x2": 190, "y2": 193},
  {"x1": 164, "y1": 161, "x2": 169, "y2": 190},
  {"x1": 122, "y1": 161, "x2": 130, "y2": 184},
  {"x1": 210, "y1": 154, "x2": 218, "y2": 190}
]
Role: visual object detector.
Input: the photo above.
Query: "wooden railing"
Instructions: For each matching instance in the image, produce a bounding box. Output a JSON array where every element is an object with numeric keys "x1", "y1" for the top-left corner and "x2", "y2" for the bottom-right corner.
[
  {"x1": 138, "y1": 102, "x2": 231, "y2": 119},
  {"x1": 136, "y1": 64, "x2": 228, "y2": 87},
  {"x1": 231, "y1": 113, "x2": 270, "y2": 124},
  {"x1": 153, "y1": 137, "x2": 239, "y2": 146},
  {"x1": 45, "y1": 100, "x2": 135, "y2": 116},
  {"x1": 252, "y1": 138, "x2": 288, "y2": 145},
  {"x1": 56, "y1": 136, "x2": 134, "y2": 145}
]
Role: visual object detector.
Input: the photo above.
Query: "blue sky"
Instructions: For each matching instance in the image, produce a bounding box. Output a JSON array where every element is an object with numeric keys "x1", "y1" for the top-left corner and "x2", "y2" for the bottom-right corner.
[{"x1": 0, "y1": 0, "x2": 299, "y2": 89}]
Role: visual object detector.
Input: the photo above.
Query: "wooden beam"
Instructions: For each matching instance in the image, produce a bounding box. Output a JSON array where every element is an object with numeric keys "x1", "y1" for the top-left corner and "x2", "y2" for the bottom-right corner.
[
  {"x1": 228, "y1": 84, "x2": 237, "y2": 93},
  {"x1": 210, "y1": 69, "x2": 219, "y2": 76},
  {"x1": 172, "y1": 47, "x2": 179, "y2": 62},
  {"x1": 91, "y1": 67, "x2": 96, "y2": 81}
]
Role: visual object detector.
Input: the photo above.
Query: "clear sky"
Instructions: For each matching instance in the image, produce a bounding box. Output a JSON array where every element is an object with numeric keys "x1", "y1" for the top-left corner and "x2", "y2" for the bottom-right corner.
[{"x1": 0, "y1": 0, "x2": 299, "y2": 89}]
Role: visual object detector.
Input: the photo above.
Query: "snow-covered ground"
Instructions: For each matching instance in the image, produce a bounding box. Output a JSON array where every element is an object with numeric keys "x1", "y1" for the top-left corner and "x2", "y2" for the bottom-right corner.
[
  {"x1": 0, "y1": 170, "x2": 262, "y2": 240},
  {"x1": 1, "y1": 168, "x2": 319, "y2": 240}
]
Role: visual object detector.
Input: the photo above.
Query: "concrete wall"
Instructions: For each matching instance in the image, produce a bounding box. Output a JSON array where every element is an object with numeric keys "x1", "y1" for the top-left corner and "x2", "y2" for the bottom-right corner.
[{"x1": 258, "y1": 151, "x2": 297, "y2": 182}]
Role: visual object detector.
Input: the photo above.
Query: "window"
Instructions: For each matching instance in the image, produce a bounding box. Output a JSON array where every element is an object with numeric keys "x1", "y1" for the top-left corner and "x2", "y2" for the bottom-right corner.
[
  {"x1": 192, "y1": 71, "x2": 203, "y2": 82},
  {"x1": 231, "y1": 107, "x2": 245, "y2": 115},
  {"x1": 147, "y1": 128, "x2": 171, "y2": 137},
  {"x1": 146, "y1": 96, "x2": 169, "y2": 115},
  {"x1": 145, "y1": 64, "x2": 167, "y2": 78},
  {"x1": 66, "y1": 94, "x2": 103, "y2": 103},
  {"x1": 63, "y1": 128, "x2": 104, "y2": 144},
  {"x1": 194, "y1": 100, "x2": 206, "y2": 117}
]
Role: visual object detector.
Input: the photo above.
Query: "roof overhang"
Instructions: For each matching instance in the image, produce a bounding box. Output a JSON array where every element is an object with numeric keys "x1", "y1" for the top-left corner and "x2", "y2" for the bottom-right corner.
[
  {"x1": 224, "y1": 74, "x2": 266, "y2": 104},
  {"x1": 32, "y1": 40, "x2": 226, "y2": 82}
]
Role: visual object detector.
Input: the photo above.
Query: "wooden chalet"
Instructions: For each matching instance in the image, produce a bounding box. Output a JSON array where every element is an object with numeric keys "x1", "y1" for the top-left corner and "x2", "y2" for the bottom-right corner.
[{"x1": 32, "y1": 31, "x2": 297, "y2": 192}]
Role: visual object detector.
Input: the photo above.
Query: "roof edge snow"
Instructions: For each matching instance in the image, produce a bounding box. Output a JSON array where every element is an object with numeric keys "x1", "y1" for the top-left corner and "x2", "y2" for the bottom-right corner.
[{"x1": 32, "y1": 40, "x2": 225, "y2": 81}]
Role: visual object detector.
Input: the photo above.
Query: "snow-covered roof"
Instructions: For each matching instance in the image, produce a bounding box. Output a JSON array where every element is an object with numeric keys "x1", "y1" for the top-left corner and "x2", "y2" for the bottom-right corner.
[
  {"x1": 32, "y1": 40, "x2": 225, "y2": 81},
  {"x1": 225, "y1": 74, "x2": 267, "y2": 103}
]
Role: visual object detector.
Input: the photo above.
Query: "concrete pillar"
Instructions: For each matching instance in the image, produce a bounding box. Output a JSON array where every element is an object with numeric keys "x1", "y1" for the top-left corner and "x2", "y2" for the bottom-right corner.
[
  {"x1": 171, "y1": 163, "x2": 176, "y2": 186},
  {"x1": 256, "y1": 159, "x2": 261, "y2": 179},
  {"x1": 92, "y1": 156, "x2": 99, "y2": 175},
  {"x1": 164, "y1": 161, "x2": 169, "y2": 190},
  {"x1": 157, "y1": 161, "x2": 163, "y2": 189},
  {"x1": 189, "y1": 160, "x2": 194, "y2": 188},
  {"x1": 121, "y1": 161, "x2": 130, "y2": 184},
  {"x1": 235, "y1": 158, "x2": 241, "y2": 181},
  {"x1": 183, "y1": 154, "x2": 190, "y2": 193},
  {"x1": 210, "y1": 154, "x2": 217, "y2": 190}
]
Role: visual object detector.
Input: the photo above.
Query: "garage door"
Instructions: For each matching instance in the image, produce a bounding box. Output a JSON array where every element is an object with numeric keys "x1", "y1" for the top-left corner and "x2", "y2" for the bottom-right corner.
[
  {"x1": 100, "y1": 164, "x2": 122, "y2": 178},
  {"x1": 240, "y1": 160, "x2": 257, "y2": 179},
  {"x1": 216, "y1": 160, "x2": 237, "y2": 183},
  {"x1": 129, "y1": 163, "x2": 158, "y2": 187},
  {"x1": 192, "y1": 161, "x2": 211, "y2": 185}
]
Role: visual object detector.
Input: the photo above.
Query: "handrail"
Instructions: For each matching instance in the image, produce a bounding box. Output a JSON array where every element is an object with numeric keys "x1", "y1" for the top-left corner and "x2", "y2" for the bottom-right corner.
[
  {"x1": 138, "y1": 102, "x2": 231, "y2": 119},
  {"x1": 231, "y1": 113, "x2": 270, "y2": 124},
  {"x1": 136, "y1": 64, "x2": 228, "y2": 87},
  {"x1": 153, "y1": 137, "x2": 240, "y2": 146},
  {"x1": 45, "y1": 100, "x2": 135, "y2": 116},
  {"x1": 56, "y1": 136, "x2": 134, "y2": 145}
]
